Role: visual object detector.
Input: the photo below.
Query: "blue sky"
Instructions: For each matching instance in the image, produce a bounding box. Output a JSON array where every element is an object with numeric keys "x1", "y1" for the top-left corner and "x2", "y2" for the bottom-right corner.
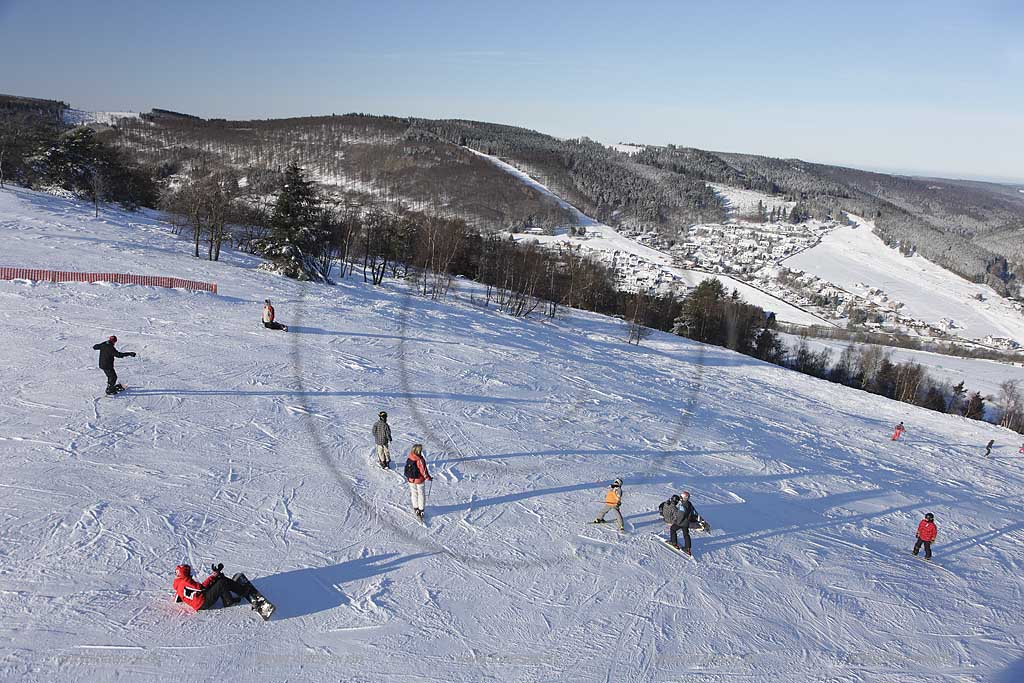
[{"x1": 1, "y1": 0, "x2": 1021, "y2": 180}]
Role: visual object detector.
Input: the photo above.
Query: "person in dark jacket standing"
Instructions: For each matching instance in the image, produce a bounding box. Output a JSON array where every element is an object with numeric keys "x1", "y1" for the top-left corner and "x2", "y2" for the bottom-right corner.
[
  {"x1": 372, "y1": 411, "x2": 393, "y2": 469},
  {"x1": 93, "y1": 335, "x2": 135, "y2": 394},
  {"x1": 913, "y1": 512, "x2": 937, "y2": 560},
  {"x1": 985, "y1": 439, "x2": 995, "y2": 456},
  {"x1": 658, "y1": 491, "x2": 707, "y2": 555}
]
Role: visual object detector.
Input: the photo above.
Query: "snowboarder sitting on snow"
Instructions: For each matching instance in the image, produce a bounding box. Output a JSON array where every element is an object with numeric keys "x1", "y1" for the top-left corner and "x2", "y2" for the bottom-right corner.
[
  {"x1": 373, "y1": 411, "x2": 393, "y2": 469},
  {"x1": 658, "y1": 491, "x2": 708, "y2": 555},
  {"x1": 173, "y1": 563, "x2": 254, "y2": 610},
  {"x1": 891, "y1": 422, "x2": 906, "y2": 441},
  {"x1": 93, "y1": 335, "x2": 135, "y2": 395},
  {"x1": 593, "y1": 478, "x2": 625, "y2": 532},
  {"x1": 913, "y1": 512, "x2": 937, "y2": 560},
  {"x1": 404, "y1": 444, "x2": 432, "y2": 521},
  {"x1": 262, "y1": 299, "x2": 288, "y2": 331}
]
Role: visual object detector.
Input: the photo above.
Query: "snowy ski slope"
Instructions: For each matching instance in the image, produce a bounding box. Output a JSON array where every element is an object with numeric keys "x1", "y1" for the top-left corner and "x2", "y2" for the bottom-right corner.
[
  {"x1": 787, "y1": 216, "x2": 1024, "y2": 346},
  {"x1": 2, "y1": 186, "x2": 1024, "y2": 682}
]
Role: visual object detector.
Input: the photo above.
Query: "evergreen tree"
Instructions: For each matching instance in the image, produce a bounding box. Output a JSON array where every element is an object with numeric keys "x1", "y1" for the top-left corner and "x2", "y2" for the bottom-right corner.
[
  {"x1": 963, "y1": 391, "x2": 986, "y2": 420},
  {"x1": 264, "y1": 163, "x2": 328, "y2": 280}
]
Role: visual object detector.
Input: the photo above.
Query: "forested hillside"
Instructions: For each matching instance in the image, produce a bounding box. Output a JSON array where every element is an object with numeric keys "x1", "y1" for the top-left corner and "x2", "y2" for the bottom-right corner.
[
  {"x1": 2, "y1": 94, "x2": 1021, "y2": 296},
  {"x1": 632, "y1": 144, "x2": 1024, "y2": 293}
]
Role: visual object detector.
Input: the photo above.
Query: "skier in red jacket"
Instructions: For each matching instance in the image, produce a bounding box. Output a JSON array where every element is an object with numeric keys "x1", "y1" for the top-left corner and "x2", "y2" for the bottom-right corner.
[
  {"x1": 912, "y1": 513, "x2": 937, "y2": 560},
  {"x1": 404, "y1": 444, "x2": 432, "y2": 521},
  {"x1": 173, "y1": 563, "x2": 253, "y2": 611},
  {"x1": 891, "y1": 422, "x2": 906, "y2": 441}
]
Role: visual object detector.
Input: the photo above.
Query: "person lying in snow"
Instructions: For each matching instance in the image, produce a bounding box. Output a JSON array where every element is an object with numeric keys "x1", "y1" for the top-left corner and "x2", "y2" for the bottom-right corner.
[{"x1": 173, "y1": 563, "x2": 254, "y2": 610}]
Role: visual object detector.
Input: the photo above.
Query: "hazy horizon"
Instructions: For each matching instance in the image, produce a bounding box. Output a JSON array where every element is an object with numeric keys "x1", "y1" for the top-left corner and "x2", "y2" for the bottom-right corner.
[{"x1": 2, "y1": 0, "x2": 1021, "y2": 182}]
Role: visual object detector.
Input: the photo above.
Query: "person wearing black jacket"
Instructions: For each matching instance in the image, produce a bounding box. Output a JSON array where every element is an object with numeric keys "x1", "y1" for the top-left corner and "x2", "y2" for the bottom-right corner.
[
  {"x1": 658, "y1": 491, "x2": 708, "y2": 554},
  {"x1": 93, "y1": 335, "x2": 135, "y2": 394}
]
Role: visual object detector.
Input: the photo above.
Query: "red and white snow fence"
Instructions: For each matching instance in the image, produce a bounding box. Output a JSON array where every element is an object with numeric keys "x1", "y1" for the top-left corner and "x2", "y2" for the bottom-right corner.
[{"x1": 0, "y1": 267, "x2": 217, "y2": 294}]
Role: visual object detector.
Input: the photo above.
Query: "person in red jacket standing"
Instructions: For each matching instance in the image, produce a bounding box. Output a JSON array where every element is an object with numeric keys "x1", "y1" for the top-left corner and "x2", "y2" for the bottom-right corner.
[
  {"x1": 891, "y1": 422, "x2": 906, "y2": 441},
  {"x1": 913, "y1": 512, "x2": 937, "y2": 560},
  {"x1": 173, "y1": 563, "x2": 253, "y2": 611},
  {"x1": 404, "y1": 444, "x2": 432, "y2": 521}
]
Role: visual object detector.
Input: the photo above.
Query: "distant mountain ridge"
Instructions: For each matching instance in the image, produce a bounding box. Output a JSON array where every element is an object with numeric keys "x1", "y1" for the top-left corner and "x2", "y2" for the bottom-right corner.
[{"x1": 2, "y1": 93, "x2": 1021, "y2": 294}]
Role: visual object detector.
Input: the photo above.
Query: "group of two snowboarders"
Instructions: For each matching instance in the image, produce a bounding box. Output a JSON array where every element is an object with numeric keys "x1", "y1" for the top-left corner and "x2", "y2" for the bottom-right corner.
[
  {"x1": 590, "y1": 480, "x2": 711, "y2": 556},
  {"x1": 372, "y1": 411, "x2": 433, "y2": 521},
  {"x1": 92, "y1": 299, "x2": 286, "y2": 395}
]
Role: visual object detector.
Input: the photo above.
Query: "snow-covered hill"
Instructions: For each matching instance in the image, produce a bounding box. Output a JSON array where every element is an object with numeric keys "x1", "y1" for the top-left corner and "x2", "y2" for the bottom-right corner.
[
  {"x1": 787, "y1": 215, "x2": 1024, "y2": 346},
  {"x1": 2, "y1": 186, "x2": 1023, "y2": 682}
]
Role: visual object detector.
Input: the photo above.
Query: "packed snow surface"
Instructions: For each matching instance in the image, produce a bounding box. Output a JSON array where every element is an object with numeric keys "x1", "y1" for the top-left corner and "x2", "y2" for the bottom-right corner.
[
  {"x1": 2, "y1": 186, "x2": 1024, "y2": 682},
  {"x1": 787, "y1": 216, "x2": 1024, "y2": 345}
]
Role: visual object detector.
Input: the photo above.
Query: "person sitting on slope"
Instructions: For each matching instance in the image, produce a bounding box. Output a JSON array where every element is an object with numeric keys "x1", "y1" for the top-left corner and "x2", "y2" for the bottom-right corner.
[
  {"x1": 262, "y1": 299, "x2": 288, "y2": 331},
  {"x1": 173, "y1": 563, "x2": 255, "y2": 611},
  {"x1": 593, "y1": 478, "x2": 625, "y2": 532}
]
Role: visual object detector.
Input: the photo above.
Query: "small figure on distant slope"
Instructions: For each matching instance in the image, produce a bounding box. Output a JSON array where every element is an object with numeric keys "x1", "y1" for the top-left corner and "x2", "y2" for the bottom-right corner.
[
  {"x1": 985, "y1": 439, "x2": 994, "y2": 457},
  {"x1": 592, "y1": 478, "x2": 625, "y2": 532},
  {"x1": 93, "y1": 335, "x2": 135, "y2": 395},
  {"x1": 173, "y1": 563, "x2": 254, "y2": 611},
  {"x1": 1018, "y1": 443, "x2": 1024, "y2": 455},
  {"x1": 404, "y1": 444, "x2": 432, "y2": 521},
  {"x1": 891, "y1": 422, "x2": 906, "y2": 441},
  {"x1": 912, "y1": 512, "x2": 937, "y2": 561},
  {"x1": 658, "y1": 491, "x2": 708, "y2": 555},
  {"x1": 262, "y1": 299, "x2": 288, "y2": 331},
  {"x1": 373, "y1": 411, "x2": 393, "y2": 469}
]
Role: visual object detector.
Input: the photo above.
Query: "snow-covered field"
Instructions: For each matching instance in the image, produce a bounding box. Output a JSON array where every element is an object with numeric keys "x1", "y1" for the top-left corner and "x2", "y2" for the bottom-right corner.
[
  {"x1": 708, "y1": 183, "x2": 796, "y2": 220},
  {"x1": 62, "y1": 109, "x2": 141, "y2": 126},
  {"x1": 2, "y1": 186, "x2": 1024, "y2": 682},
  {"x1": 787, "y1": 216, "x2": 1024, "y2": 345}
]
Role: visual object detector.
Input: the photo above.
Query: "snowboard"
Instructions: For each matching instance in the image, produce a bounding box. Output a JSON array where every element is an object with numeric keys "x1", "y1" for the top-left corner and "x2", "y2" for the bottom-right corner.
[
  {"x1": 232, "y1": 573, "x2": 275, "y2": 621},
  {"x1": 588, "y1": 520, "x2": 627, "y2": 533},
  {"x1": 657, "y1": 537, "x2": 696, "y2": 561}
]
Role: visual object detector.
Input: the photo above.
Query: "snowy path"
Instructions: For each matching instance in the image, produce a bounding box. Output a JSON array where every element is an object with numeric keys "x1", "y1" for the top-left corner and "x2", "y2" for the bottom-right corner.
[{"x1": 1, "y1": 186, "x2": 1023, "y2": 682}]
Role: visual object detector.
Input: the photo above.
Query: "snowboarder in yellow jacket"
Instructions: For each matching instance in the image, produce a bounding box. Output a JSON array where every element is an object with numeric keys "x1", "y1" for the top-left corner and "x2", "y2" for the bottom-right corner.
[{"x1": 592, "y1": 478, "x2": 625, "y2": 532}]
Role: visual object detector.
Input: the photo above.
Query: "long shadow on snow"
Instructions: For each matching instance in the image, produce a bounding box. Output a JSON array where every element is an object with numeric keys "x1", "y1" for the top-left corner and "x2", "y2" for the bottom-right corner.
[
  {"x1": 431, "y1": 447, "x2": 738, "y2": 467},
  {"x1": 256, "y1": 552, "x2": 434, "y2": 620},
  {"x1": 129, "y1": 388, "x2": 542, "y2": 405},
  {"x1": 287, "y1": 326, "x2": 451, "y2": 345}
]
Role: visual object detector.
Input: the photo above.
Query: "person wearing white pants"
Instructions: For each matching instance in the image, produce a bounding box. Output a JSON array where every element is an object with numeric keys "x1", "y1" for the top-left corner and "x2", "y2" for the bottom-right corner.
[{"x1": 404, "y1": 444, "x2": 432, "y2": 520}]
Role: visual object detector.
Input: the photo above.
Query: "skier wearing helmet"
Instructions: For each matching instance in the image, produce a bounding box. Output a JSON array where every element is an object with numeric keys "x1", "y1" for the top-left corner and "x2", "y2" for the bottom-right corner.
[
  {"x1": 913, "y1": 513, "x2": 938, "y2": 560},
  {"x1": 92, "y1": 335, "x2": 135, "y2": 395},
  {"x1": 173, "y1": 563, "x2": 254, "y2": 611},
  {"x1": 592, "y1": 478, "x2": 625, "y2": 532},
  {"x1": 372, "y1": 411, "x2": 393, "y2": 469}
]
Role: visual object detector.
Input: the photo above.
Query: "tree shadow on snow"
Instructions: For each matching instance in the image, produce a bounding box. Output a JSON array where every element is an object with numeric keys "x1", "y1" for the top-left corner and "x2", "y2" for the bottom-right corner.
[
  {"x1": 286, "y1": 326, "x2": 450, "y2": 345},
  {"x1": 993, "y1": 656, "x2": 1024, "y2": 683},
  {"x1": 128, "y1": 388, "x2": 541, "y2": 406},
  {"x1": 255, "y1": 552, "x2": 433, "y2": 620}
]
